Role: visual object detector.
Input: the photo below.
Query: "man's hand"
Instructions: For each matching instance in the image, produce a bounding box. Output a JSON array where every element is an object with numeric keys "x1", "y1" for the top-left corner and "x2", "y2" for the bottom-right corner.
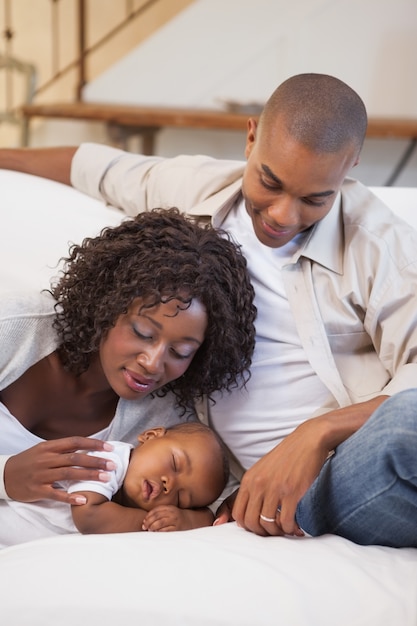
[
  {"x1": 4, "y1": 437, "x2": 115, "y2": 504},
  {"x1": 231, "y1": 397, "x2": 389, "y2": 536},
  {"x1": 232, "y1": 419, "x2": 330, "y2": 536}
]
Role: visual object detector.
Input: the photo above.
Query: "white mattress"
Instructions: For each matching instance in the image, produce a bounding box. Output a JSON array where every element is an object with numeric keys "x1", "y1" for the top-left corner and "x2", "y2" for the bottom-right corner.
[{"x1": 1, "y1": 169, "x2": 417, "y2": 625}]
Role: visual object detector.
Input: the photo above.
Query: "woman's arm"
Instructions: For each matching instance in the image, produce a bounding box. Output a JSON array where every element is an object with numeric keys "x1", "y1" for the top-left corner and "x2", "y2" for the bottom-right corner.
[{"x1": 0, "y1": 147, "x2": 77, "y2": 185}]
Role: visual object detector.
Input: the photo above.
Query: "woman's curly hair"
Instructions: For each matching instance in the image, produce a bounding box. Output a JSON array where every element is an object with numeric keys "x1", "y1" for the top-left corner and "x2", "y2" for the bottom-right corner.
[{"x1": 51, "y1": 208, "x2": 256, "y2": 411}]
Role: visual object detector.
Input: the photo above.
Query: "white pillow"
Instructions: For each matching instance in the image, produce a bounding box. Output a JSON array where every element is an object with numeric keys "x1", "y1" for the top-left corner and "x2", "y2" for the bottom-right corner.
[
  {"x1": 371, "y1": 186, "x2": 417, "y2": 228},
  {"x1": 0, "y1": 169, "x2": 122, "y2": 293}
]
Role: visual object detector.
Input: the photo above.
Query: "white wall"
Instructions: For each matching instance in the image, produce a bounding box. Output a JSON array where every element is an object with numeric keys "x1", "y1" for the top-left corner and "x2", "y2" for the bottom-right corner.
[{"x1": 35, "y1": 0, "x2": 417, "y2": 186}]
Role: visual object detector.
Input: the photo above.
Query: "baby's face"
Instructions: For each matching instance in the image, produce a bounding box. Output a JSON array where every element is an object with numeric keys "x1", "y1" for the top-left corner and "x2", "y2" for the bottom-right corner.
[{"x1": 122, "y1": 429, "x2": 224, "y2": 511}]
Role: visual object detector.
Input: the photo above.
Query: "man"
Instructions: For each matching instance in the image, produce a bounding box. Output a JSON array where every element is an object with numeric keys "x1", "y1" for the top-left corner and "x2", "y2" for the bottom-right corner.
[{"x1": 2, "y1": 73, "x2": 417, "y2": 546}]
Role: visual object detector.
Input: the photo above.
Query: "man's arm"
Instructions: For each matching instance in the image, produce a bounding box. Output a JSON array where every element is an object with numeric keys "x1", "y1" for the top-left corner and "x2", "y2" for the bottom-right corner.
[
  {"x1": 0, "y1": 147, "x2": 76, "y2": 185},
  {"x1": 232, "y1": 395, "x2": 389, "y2": 537}
]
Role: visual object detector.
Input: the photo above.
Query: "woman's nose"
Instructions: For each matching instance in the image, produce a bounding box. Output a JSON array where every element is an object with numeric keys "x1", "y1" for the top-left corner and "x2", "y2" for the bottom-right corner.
[{"x1": 137, "y1": 345, "x2": 165, "y2": 375}]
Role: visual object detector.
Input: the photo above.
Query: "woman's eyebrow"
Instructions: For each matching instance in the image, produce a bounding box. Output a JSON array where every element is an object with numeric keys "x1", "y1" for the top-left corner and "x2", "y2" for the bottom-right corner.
[{"x1": 140, "y1": 313, "x2": 162, "y2": 330}]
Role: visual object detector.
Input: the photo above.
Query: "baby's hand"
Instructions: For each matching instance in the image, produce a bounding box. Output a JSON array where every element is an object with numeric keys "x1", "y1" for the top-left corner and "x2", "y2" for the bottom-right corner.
[{"x1": 142, "y1": 505, "x2": 195, "y2": 532}]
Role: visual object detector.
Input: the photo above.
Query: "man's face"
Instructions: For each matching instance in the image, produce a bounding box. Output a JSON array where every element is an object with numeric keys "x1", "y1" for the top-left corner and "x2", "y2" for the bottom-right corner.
[{"x1": 242, "y1": 117, "x2": 358, "y2": 248}]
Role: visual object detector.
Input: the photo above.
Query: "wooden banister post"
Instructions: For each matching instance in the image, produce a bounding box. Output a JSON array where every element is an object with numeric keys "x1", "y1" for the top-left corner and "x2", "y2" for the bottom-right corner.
[{"x1": 76, "y1": 0, "x2": 86, "y2": 101}]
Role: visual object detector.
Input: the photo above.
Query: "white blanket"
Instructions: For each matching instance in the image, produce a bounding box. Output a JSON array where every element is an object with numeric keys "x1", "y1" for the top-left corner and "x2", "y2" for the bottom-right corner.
[
  {"x1": 1, "y1": 170, "x2": 417, "y2": 625},
  {"x1": 1, "y1": 523, "x2": 416, "y2": 626}
]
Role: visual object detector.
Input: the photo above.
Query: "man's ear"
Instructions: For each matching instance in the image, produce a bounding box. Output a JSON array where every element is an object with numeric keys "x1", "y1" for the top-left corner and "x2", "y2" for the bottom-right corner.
[
  {"x1": 244, "y1": 117, "x2": 258, "y2": 159},
  {"x1": 137, "y1": 426, "x2": 166, "y2": 444}
]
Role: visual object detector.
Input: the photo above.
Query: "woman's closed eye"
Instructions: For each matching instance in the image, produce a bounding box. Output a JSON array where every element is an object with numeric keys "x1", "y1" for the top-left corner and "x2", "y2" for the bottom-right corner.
[
  {"x1": 170, "y1": 347, "x2": 194, "y2": 360},
  {"x1": 132, "y1": 325, "x2": 194, "y2": 360},
  {"x1": 132, "y1": 325, "x2": 152, "y2": 341}
]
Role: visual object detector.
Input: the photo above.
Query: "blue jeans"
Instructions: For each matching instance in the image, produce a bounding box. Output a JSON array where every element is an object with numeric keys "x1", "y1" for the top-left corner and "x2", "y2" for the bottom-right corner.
[{"x1": 296, "y1": 388, "x2": 417, "y2": 547}]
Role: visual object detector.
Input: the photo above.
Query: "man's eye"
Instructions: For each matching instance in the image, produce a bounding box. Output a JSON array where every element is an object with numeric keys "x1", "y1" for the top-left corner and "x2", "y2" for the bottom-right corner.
[
  {"x1": 302, "y1": 197, "x2": 327, "y2": 207},
  {"x1": 261, "y1": 179, "x2": 280, "y2": 191}
]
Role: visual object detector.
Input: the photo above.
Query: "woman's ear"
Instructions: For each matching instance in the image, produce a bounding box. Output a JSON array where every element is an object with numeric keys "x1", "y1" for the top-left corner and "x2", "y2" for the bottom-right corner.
[{"x1": 137, "y1": 426, "x2": 167, "y2": 444}]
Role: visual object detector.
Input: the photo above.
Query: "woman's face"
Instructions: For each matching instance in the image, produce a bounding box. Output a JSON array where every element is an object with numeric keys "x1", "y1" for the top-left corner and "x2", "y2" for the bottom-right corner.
[{"x1": 99, "y1": 297, "x2": 207, "y2": 400}]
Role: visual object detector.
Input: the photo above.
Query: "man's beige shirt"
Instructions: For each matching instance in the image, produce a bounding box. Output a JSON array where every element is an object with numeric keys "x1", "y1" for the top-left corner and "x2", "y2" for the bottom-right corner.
[{"x1": 72, "y1": 144, "x2": 417, "y2": 415}]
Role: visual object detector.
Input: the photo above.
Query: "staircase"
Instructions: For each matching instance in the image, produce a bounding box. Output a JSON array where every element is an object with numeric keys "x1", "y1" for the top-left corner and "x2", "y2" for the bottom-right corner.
[{"x1": 0, "y1": 0, "x2": 195, "y2": 146}]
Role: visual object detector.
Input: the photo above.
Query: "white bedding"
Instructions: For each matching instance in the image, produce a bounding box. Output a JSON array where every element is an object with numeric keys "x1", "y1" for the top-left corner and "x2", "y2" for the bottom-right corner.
[
  {"x1": 1, "y1": 523, "x2": 417, "y2": 626},
  {"x1": 1, "y1": 169, "x2": 417, "y2": 625},
  {"x1": 0, "y1": 170, "x2": 122, "y2": 293}
]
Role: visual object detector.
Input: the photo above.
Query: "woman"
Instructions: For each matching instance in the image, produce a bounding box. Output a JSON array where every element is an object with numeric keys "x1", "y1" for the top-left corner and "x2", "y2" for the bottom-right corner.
[{"x1": 0, "y1": 208, "x2": 256, "y2": 543}]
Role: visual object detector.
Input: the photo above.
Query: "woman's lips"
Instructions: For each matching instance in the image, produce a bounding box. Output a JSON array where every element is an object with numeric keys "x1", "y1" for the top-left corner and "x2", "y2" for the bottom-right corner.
[{"x1": 123, "y1": 368, "x2": 157, "y2": 393}]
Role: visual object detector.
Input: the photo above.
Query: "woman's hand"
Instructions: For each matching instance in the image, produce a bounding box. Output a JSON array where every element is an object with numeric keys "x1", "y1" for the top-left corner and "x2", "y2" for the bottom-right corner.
[{"x1": 4, "y1": 437, "x2": 115, "y2": 504}]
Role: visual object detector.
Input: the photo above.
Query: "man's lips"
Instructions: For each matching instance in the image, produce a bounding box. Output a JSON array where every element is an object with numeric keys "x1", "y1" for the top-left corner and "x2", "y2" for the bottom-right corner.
[
  {"x1": 260, "y1": 218, "x2": 295, "y2": 238},
  {"x1": 123, "y1": 368, "x2": 158, "y2": 393}
]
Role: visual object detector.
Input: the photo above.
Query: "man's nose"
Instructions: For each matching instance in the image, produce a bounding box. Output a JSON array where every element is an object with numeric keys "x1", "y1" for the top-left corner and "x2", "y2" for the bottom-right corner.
[{"x1": 266, "y1": 196, "x2": 299, "y2": 226}]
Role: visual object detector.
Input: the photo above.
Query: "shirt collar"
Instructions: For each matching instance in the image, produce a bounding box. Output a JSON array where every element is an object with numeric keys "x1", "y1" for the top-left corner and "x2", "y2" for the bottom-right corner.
[
  {"x1": 188, "y1": 179, "x2": 243, "y2": 223},
  {"x1": 285, "y1": 192, "x2": 343, "y2": 274}
]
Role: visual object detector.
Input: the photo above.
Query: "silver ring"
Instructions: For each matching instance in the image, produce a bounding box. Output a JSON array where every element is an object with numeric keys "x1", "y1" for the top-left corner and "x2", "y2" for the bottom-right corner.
[{"x1": 260, "y1": 513, "x2": 276, "y2": 523}]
